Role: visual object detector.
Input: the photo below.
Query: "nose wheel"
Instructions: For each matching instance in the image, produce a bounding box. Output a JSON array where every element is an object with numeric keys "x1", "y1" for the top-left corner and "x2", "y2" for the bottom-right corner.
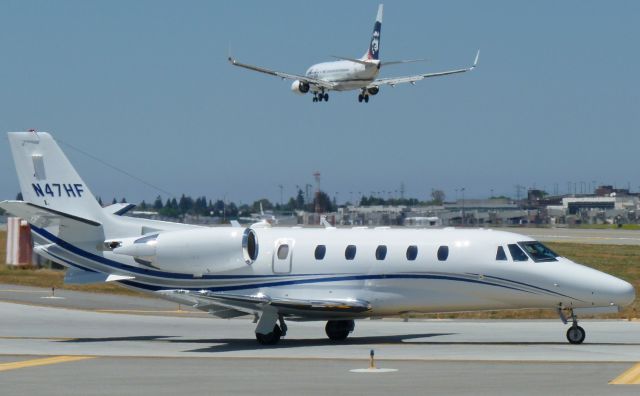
[
  {"x1": 559, "y1": 308, "x2": 586, "y2": 344},
  {"x1": 358, "y1": 90, "x2": 370, "y2": 103},
  {"x1": 566, "y1": 325, "x2": 586, "y2": 344}
]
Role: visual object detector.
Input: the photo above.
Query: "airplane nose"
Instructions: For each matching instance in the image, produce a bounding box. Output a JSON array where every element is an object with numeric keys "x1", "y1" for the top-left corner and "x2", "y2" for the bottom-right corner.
[{"x1": 613, "y1": 279, "x2": 636, "y2": 307}]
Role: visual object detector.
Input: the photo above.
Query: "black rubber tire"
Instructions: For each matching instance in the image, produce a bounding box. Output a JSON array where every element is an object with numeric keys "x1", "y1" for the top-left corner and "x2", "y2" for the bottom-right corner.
[
  {"x1": 256, "y1": 324, "x2": 282, "y2": 345},
  {"x1": 325, "y1": 320, "x2": 354, "y2": 341},
  {"x1": 566, "y1": 325, "x2": 586, "y2": 344},
  {"x1": 324, "y1": 93, "x2": 329, "y2": 101},
  {"x1": 313, "y1": 97, "x2": 317, "y2": 102},
  {"x1": 358, "y1": 94, "x2": 363, "y2": 102},
  {"x1": 364, "y1": 95, "x2": 369, "y2": 103}
]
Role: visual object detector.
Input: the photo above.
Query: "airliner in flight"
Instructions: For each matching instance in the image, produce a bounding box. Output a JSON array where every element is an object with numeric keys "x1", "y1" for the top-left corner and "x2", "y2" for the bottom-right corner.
[
  {"x1": 229, "y1": 4, "x2": 479, "y2": 103},
  {"x1": 1, "y1": 132, "x2": 634, "y2": 345}
]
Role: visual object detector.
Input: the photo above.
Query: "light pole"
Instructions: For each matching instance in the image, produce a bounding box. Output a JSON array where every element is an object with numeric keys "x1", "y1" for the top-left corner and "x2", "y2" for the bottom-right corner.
[{"x1": 461, "y1": 187, "x2": 466, "y2": 226}]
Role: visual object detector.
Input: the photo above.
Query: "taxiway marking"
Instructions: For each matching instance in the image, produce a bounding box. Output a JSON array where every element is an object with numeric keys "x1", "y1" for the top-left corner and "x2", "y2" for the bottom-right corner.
[
  {"x1": 610, "y1": 362, "x2": 640, "y2": 385},
  {"x1": 0, "y1": 355, "x2": 95, "y2": 372}
]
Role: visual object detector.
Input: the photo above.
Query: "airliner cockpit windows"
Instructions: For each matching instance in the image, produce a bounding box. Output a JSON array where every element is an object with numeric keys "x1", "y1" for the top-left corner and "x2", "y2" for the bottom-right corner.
[
  {"x1": 406, "y1": 245, "x2": 418, "y2": 261},
  {"x1": 277, "y1": 244, "x2": 289, "y2": 260},
  {"x1": 375, "y1": 245, "x2": 387, "y2": 260},
  {"x1": 437, "y1": 246, "x2": 449, "y2": 261},
  {"x1": 345, "y1": 245, "x2": 357, "y2": 260},
  {"x1": 315, "y1": 245, "x2": 326, "y2": 260},
  {"x1": 496, "y1": 246, "x2": 507, "y2": 261},
  {"x1": 508, "y1": 244, "x2": 528, "y2": 262},
  {"x1": 518, "y1": 241, "x2": 559, "y2": 262}
]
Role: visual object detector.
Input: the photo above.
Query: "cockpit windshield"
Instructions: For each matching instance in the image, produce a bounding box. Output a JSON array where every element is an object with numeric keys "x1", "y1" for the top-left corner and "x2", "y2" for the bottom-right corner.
[{"x1": 518, "y1": 241, "x2": 559, "y2": 262}]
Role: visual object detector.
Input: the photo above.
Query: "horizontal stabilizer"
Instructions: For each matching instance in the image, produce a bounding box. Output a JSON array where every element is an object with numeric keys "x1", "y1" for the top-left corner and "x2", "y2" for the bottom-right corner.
[
  {"x1": 331, "y1": 55, "x2": 372, "y2": 66},
  {"x1": 64, "y1": 267, "x2": 135, "y2": 285},
  {"x1": 0, "y1": 200, "x2": 101, "y2": 228},
  {"x1": 104, "y1": 203, "x2": 137, "y2": 216}
]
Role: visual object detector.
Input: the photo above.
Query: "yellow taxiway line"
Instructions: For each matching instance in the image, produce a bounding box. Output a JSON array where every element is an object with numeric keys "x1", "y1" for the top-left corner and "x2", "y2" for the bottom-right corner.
[
  {"x1": 0, "y1": 355, "x2": 95, "y2": 372},
  {"x1": 610, "y1": 362, "x2": 640, "y2": 385}
]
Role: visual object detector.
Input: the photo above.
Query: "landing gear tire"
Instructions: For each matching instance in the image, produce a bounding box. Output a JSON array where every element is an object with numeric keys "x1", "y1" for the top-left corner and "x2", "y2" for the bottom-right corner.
[
  {"x1": 566, "y1": 325, "x2": 585, "y2": 344},
  {"x1": 325, "y1": 320, "x2": 355, "y2": 341},
  {"x1": 358, "y1": 94, "x2": 363, "y2": 102},
  {"x1": 313, "y1": 97, "x2": 318, "y2": 102},
  {"x1": 364, "y1": 95, "x2": 369, "y2": 103},
  {"x1": 256, "y1": 324, "x2": 282, "y2": 345},
  {"x1": 323, "y1": 93, "x2": 329, "y2": 101}
]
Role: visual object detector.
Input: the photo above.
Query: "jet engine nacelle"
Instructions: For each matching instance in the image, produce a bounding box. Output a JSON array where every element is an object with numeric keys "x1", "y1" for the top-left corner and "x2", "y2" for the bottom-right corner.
[
  {"x1": 110, "y1": 227, "x2": 259, "y2": 274},
  {"x1": 367, "y1": 86, "x2": 379, "y2": 95},
  {"x1": 291, "y1": 80, "x2": 310, "y2": 94}
]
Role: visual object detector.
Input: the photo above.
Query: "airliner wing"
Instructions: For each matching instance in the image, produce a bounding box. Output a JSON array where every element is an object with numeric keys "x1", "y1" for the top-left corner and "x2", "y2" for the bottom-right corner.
[
  {"x1": 157, "y1": 289, "x2": 371, "y2": 316},
  {"x1": 228, "y1": 57, "x2": 336, "y2": 90},
  {"x1": 369, "y1": 50, "x2": 479, "y2": 88}
]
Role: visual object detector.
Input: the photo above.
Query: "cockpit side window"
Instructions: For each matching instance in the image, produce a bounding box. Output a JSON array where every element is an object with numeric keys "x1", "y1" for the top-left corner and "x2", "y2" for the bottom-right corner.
[
  {"x1": 508, "y1": 244, "x2": 529, "y2": 262},
  {"x1": 518, "y1": 241, "x2": 559, "y2": 262},
  {"x1": 496, "y1": 246, "x2": 507, "y2": 261}
]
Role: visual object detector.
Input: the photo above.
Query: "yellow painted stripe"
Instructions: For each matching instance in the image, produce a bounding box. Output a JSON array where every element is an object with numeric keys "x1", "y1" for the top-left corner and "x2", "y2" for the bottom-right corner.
[
  {"x1": 610, "y1": 362, "x2": 640, "y2": 385},
  {"x1": 0, "y1": 355, "x2": 95, "y2": 372}
]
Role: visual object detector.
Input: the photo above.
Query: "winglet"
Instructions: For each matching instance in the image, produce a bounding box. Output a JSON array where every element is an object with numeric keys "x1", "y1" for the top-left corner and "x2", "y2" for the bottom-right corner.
[{"x1": 471, "y1": 50, "x2": 480, "y2": 70}]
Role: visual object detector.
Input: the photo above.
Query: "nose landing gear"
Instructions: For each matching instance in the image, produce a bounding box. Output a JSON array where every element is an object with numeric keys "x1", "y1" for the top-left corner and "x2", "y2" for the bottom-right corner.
[{"x1": 559, "y1": 308, "x2": 586, "y2": 344}]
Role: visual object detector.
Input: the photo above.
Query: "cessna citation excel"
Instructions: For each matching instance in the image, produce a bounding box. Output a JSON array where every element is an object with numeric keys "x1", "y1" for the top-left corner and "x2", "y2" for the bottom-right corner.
[
  {"x1": 1, "y1": 132, "x2": 635, "y2": 345},
  {"x1": 229, "y1": 4, "x2": 479, "y2": 103}
]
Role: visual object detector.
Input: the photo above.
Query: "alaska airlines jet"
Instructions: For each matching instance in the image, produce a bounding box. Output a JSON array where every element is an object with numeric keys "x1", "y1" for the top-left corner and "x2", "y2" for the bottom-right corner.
[
  {"x1": 229, "y1": 4, "x2": 479, "y2": 103},
  {"x1": 1, "y1": 132, "x2": 634, "y2": 345}
]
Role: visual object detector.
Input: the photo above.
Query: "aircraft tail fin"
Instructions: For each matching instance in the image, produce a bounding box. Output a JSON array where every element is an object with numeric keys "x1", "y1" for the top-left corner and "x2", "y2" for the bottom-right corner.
[
  {"x1": 5, "y1": 131, "x2": 105, "y2": 226},
  {"x1": 362, "y1": 4, "x2": 383, "y2": 61}
]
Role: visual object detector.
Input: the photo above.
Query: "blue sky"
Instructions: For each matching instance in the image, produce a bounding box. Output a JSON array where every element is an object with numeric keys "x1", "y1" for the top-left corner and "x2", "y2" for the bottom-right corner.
[{"x1": 1, "y1": 1, "x2": 639, "y2": 205}]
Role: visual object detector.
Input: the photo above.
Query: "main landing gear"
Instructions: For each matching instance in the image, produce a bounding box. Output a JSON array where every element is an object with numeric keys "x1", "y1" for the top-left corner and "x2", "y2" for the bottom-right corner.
[
  {"x1": 325, "y1": 320, "x2": 355, "y2": 341},
  {"x1": 313, "y1": 91, "x2": 329, "y2": 102},
  {"x1": 254, "y1": 316, "x2": 356, "y2": 345},
  {"x1": 255, "y1": 312, "x2": 288, "y2": 345},
  {"x1": 358, "y1": 89, "x2": 370, "y2": 103},
  {"x1": 559, "y1": 308, "x2": 586, "y2": 344}
]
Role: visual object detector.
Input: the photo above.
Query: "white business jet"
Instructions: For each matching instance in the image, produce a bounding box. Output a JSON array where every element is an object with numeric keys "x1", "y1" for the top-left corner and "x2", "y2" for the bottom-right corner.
[
  {"x1": 229, "y1": 4, "x2": 479, "y2": 103},
  {"x1": 1, "y1": 132, "x2": 634, "y2": 345}
]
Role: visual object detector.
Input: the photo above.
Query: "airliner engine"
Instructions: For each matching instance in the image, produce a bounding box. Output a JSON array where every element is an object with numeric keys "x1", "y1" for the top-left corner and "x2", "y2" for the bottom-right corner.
[
  {"x1": 109, "y1": 228, "x2": 258, "y2": 274},
  {"x1": 291, "y1": 80, "x2": 310, "y2": 94},
  {"x1": 367, "y1": 86, "x2": 379, "y2": 95}
]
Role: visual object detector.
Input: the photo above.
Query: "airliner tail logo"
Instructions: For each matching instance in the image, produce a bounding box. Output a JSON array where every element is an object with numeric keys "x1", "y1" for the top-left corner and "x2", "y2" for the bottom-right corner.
[{"x1": 368, "y1": 22, "x2": 381, "y2": 60}]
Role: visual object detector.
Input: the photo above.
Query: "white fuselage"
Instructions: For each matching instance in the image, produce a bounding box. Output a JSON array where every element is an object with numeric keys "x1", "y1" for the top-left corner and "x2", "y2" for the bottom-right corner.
[
  {"x1": 305, "y1": 61, "x2": 380, "y2": 91},
  {"x1": 30, "y1": 219, "x2": 635, "y2": 320}
]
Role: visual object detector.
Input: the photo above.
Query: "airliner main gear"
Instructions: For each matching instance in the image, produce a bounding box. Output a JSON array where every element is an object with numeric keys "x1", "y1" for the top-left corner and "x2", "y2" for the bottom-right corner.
[{"x1": 325, "y1": 320, "x2": 355, "y2": 341}]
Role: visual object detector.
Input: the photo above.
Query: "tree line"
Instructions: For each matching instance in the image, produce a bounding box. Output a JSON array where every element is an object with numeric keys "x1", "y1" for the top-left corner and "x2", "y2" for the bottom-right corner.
[{"x1": 0, "y1": 189, "x2": 448, "y2": 219}]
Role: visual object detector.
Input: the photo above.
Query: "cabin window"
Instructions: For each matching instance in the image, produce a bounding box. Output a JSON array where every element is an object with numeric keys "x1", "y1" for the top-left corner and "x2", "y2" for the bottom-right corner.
[
  {"x1": 375, "y1": 245, "x2": 387, "y2": 260},
  {"x1": 345, "y1": 245, "x2": 357, "y2": 260},
  {"x1": 314, "y1": 245, "x2": 326, "y2": 260},
  {"x1": 277, "y1": 244, "x2": 289, "y2": 260},
  {"x1": 437, "y1": 245, "x2": 449, "y2": 261},
  {"x1": 518, "y1": 241, "x2": 558, "y2": 262},
  {"x1": 406, "y1": 245, "x2": 418, "y2": 261},
  {"x1": 508, "y1": 244, "x2": 528, "y2": 262},
  {"x1": 496, "y1": 246, "x2": 507, "y2": 261}
]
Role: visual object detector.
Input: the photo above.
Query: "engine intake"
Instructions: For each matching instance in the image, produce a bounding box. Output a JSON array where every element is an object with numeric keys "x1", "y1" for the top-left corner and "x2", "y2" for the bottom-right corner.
[
  {"x1": 291, "y1": 80, "x2": 310, "y2": 94},
  {"x1": 367, "y1": 86, "x2": 379, "y2": 95}
]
